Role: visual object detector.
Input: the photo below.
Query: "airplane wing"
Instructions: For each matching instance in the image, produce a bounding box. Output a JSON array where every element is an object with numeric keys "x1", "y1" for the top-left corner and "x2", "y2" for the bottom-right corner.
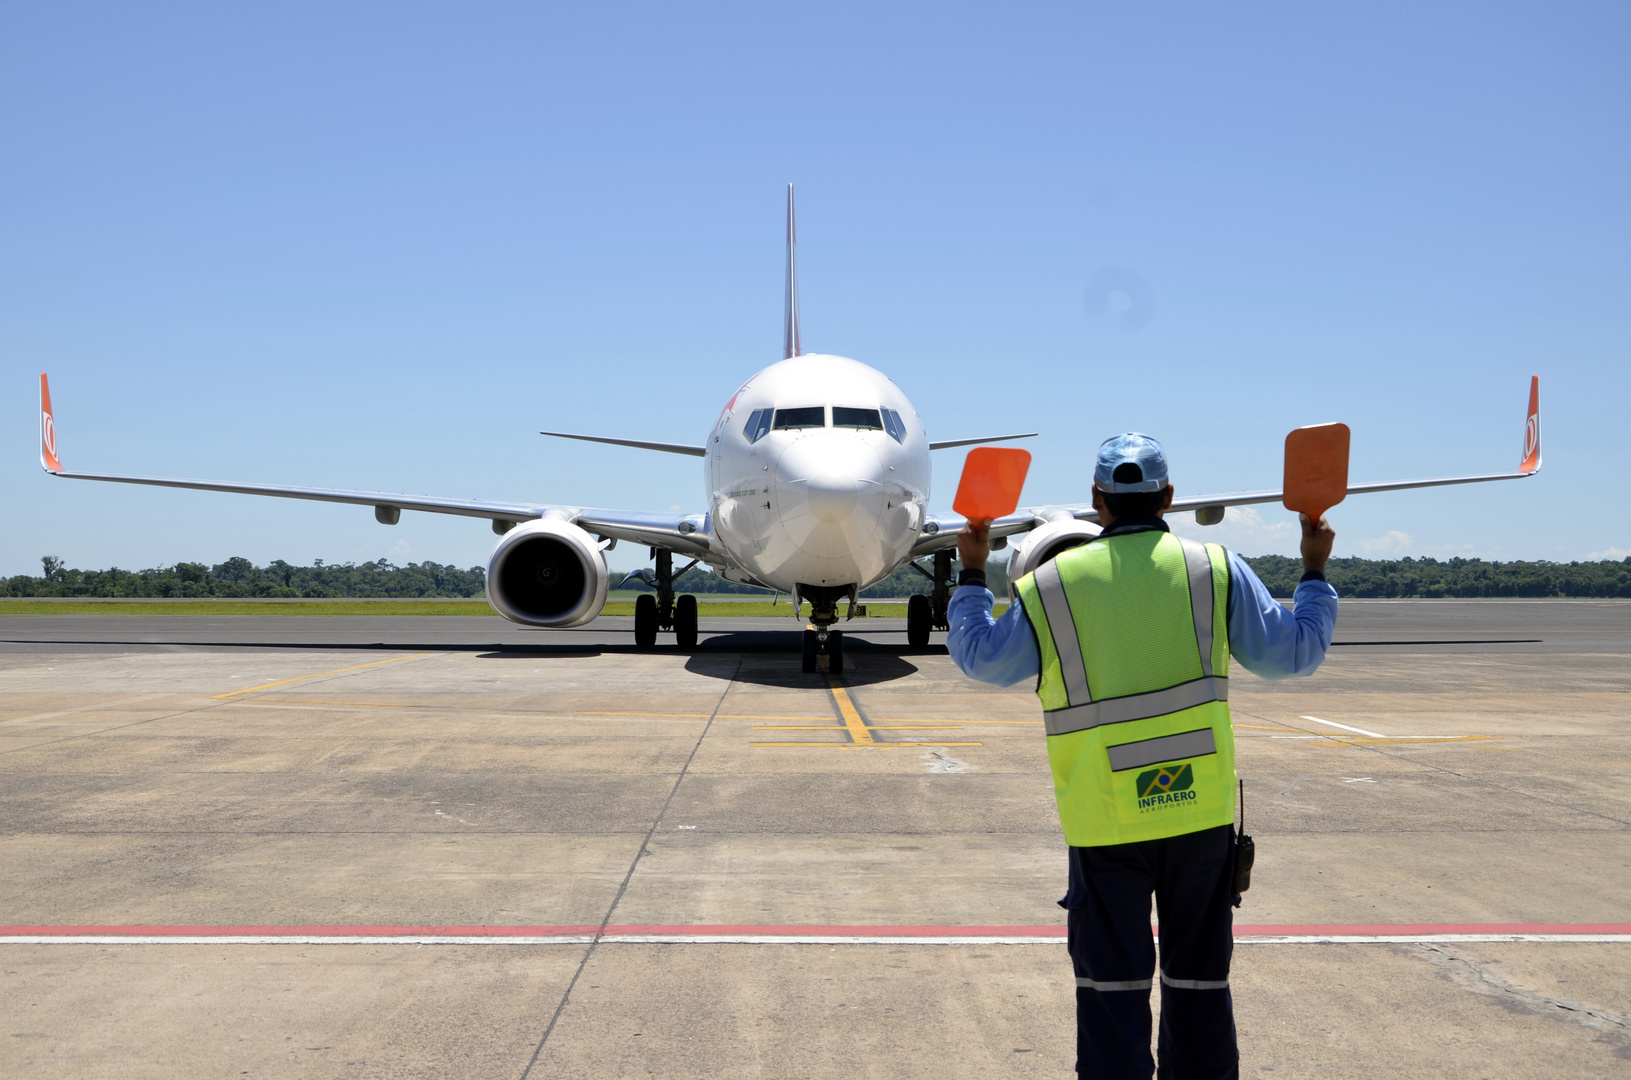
[
  {"x1": 928, "y1": 433, "x2": 1038, "y2": 451},
  {"x1": 912, "y1": 377, "x2": 1542, "y2": 556},
  {"x1": 539, "y1": 431, "x2": 706, "y2": 457},
  {"x1": 542, "y1": 430, "x2": 1037, "y2": 455},
  {"x1": 36, "y1": 374, "x2": 714, "y2": 558}
]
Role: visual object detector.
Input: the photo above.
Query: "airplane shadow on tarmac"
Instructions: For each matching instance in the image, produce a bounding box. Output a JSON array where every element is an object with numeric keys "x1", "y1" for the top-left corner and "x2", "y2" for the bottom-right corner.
[
  {"x1": 685, "y1": 631, "x2": 929, "y2": 687},
  {"x1": 0, "y1": 631, "x2": 936, "y2": 688}
]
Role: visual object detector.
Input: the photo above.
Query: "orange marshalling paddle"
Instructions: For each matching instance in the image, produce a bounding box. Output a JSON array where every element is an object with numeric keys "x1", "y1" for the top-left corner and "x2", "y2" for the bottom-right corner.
[
  {"x1": 954, "y1": 446, "x2": 1033, "y2": 522},
  {"x1": 1282, "y1": 423, "x2": 1350, "y2": 521}
]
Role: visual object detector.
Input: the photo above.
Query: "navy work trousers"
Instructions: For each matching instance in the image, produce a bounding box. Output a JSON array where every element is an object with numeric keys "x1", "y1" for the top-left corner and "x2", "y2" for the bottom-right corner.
[{"x1": 1062, "y1": 823, "x2": 1238, "y2": 1080}]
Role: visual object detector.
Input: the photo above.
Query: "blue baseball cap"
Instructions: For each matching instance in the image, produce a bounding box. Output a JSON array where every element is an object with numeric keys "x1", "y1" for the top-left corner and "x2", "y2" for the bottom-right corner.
[{"x1": 1094, "y1": 432, "x2": 1170, "y2": 493}]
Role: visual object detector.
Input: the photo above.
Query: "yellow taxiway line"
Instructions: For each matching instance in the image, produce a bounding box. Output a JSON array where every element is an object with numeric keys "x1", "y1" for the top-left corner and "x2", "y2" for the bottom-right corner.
[
  {"x1": 829, "y1": 679, "x2": 874, "y2": 745},
  {"x1": 212, "y1": 654, "x2": 428, "y2": 699},
  {"x1": 746, "y1": 742, "x2": 985, "y2": 749},
  {"x1": 749, "y1": 675, "x2": 986, "y2": 749}
]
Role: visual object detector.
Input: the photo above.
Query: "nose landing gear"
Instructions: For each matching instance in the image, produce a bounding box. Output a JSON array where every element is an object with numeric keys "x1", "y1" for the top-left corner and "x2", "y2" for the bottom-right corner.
[
  {"x1": 800, "y1": 626, "x2": 844, "y2": 674},
  {"x1": 796, "y1": 584, "x2": 854, "y2": 674}
]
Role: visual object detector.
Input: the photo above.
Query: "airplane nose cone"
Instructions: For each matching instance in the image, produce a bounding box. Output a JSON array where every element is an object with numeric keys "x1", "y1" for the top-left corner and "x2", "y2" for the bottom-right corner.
[
  {"x1": 773, "y1": 433, "x2": 887, "y2": 559},
  {"x1": 805, "y1": 471, "x2": 859, "y2": 523}
]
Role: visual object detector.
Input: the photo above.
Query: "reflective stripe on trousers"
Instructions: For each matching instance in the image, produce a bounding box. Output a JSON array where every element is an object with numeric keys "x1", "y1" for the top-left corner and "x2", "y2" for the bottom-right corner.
[
  {"x1": 1075, "y1": 973, "x2": 1229, "y2": 991},
  {"x1": 1160, "y1": 971, "x2": 1230, "y2": 990},
  {"x1": 1075, "y1": 977, "x2": 1154, "y2": 992}
]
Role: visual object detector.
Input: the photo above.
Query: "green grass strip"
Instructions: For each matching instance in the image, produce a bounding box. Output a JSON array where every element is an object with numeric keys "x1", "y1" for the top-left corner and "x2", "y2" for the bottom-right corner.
[
  {"x1": 0, "y1": 599, "x2": 496, "y2": 616},
  {"x1": 0, "y1": 598, "x2": 1008, "y2": 618}
]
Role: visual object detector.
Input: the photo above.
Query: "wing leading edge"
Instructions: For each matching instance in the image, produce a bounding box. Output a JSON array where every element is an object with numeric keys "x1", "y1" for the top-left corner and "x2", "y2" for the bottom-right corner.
[
  {"x1": 36, "y1": 374, "x2": 712, "y2": 557},
  {"x1": 913, "y1": 377, "x2": 1543, "y2": 555}
]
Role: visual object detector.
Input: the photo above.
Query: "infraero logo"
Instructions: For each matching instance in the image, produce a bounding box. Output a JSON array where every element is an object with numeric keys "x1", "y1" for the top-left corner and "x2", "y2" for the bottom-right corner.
[{"x1": 1135, "y1": 762, "x2": 1196, "y2": 812}]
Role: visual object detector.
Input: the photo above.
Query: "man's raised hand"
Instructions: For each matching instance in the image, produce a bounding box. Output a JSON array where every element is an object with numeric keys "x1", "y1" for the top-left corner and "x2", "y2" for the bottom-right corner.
[
  {"x1": 1300, "y1": 513, "x2": 1335, "y2": 575},
  {"x1": 958, "y1": 518, "x2": 992, "y2": 571}
]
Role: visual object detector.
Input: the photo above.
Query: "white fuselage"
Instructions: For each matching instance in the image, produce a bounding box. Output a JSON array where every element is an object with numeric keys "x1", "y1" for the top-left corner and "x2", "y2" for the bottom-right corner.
[{"x1": 706, "y1": 354, "x2": 930, "y2": 594}]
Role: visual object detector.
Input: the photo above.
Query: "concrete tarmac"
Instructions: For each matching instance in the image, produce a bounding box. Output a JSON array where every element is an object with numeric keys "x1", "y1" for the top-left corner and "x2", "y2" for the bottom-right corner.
[{"x1": 1, "y1": 600, "x2": 1628, "y2": 1078}]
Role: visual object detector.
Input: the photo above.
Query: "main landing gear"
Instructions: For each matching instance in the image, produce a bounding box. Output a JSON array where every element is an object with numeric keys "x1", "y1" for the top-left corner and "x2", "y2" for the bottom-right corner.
[
  {"x1": 631, "y1": 548, "x2": 699, "y2": 649},
  {"x1": 798, "y1": 583, "x2": 856, "y2": 675},
  {"x1": 905, "y1": 550, "x2": 954, "y2": 648}
]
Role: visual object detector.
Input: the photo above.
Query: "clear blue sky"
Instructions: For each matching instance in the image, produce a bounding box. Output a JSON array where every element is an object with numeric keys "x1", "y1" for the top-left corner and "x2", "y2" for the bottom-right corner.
[{"x1": 2, "y1": 2, "x2": 1626, "y2": 577}]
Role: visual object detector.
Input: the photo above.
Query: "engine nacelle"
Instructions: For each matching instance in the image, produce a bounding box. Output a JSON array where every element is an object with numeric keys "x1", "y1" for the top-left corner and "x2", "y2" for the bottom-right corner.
[
  {"x1": 1005, "y1": 517, "x2": 1103, "y2": 590},
  {"x1": 486, "y1": 518, "x2": 609, "y2": 627}
]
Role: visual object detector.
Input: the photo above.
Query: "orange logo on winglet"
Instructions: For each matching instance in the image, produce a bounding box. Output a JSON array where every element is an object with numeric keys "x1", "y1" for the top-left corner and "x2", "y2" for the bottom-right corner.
[
  {"x1": 1519, "y1": 375, "x2": 1541, "y2": 474},
  {"x1": 39, "y1": 373, "x2": 62, "y2": 473}
]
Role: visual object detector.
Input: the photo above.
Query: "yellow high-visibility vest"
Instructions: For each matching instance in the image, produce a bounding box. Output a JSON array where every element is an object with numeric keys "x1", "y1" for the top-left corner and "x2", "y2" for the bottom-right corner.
[{"x1": 1013, "y1": 529, "x2": 1236, "y2": 846}]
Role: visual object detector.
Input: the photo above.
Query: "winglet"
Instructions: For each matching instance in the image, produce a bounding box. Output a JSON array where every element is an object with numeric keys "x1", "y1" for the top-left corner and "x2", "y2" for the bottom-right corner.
[
  {"x1": 783, "y1": 183, "x2": 801, "y2": 360},
  {"x1": 1519, "y1": 375, "x2": 1541, "y2": 474},
  {"x1": 39, "y1": 373, "x2": 62, "y2": 473}
]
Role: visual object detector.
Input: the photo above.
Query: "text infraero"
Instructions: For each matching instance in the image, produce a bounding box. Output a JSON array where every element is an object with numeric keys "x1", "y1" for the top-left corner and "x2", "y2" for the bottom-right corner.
[{"x1": 1136, "y1": 762, "x2": 1196, "y2": 812}]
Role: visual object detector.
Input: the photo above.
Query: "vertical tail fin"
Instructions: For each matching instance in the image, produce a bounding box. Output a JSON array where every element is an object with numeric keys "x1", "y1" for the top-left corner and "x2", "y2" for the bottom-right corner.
[
  {"x1": 1519, "y1": 375, "x2": 1541, "y2": 474},
  {"x1": 783, "y1": 183, "x2": 801, "y2": 359},
  {"x1": 39, "y1": 373, "x2": 62, "y2": 473}
]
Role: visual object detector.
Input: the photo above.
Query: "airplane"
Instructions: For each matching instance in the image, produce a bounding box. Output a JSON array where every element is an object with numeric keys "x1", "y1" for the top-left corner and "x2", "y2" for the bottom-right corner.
[{"x1": 36, "y1": 184, "x2": 1543, "y2": 673}]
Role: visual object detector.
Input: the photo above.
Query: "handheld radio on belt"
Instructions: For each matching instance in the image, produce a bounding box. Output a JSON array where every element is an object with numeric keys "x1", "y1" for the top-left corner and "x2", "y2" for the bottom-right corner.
[{"x1": 1232, "y1": 778, "x2": 1254, "y2": 905}]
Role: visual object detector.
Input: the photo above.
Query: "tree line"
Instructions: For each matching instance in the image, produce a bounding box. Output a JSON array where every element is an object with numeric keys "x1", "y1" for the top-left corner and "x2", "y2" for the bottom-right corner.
[
  {"x1": 1238, "y1": 554, "x2": 1631, "y2": 599},
  {"x1": 5, "y1": 552, "x2": 1629, "y2": 601},
  {"x1": 3, "y1": 557, "x2": 487, "y2": 598}
]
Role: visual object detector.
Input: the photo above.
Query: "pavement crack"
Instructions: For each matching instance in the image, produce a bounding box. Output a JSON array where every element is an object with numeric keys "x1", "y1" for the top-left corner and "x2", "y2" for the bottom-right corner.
[
  {"x1": 517, "y1": 654, "x2": 743, "y2": 1080},
  {"x1": 1271, "y1": 773, "x2": 1317, "y2": 811},
  {"x1": 922, "y1": 748, "x2": 975, "y2": 773},
  {"x1": 1416, "y1": 944, "x2": 1631, "y2": 1034}
]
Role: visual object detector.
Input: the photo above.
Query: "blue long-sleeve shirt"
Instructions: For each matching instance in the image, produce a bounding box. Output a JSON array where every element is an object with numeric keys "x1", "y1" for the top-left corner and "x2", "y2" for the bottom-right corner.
[{"x1": 946, "y1": 542, "x2": 1338, "y2": 687}]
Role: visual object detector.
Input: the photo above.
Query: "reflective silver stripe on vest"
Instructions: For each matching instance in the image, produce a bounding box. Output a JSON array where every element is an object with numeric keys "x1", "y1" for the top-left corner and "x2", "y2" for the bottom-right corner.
[
  {"x1": 1076, "y1": 977, "x2": 1154, "y2": 992},
  {"x1": 1033, "y1": 559, "x2": 1092, "y2": 707},
  {"x1": 1042, "y1": 677, "x2": 1228, "y2": 737},
  {"x1": 1177, "y1": 537, "x2": 1215, "y2": 678},
  {"x1": 1160, "y1": 972, "x2": 1229, "y2": 990},
  {"x1": 1106, "y1": 727, "x2": 1218, "y2": 773}
]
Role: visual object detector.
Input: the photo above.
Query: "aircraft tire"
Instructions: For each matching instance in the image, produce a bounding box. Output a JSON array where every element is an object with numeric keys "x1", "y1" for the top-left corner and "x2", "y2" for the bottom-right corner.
[
  {"x1": 907, "y1": 594, "x2": 932, "y2": 647},
  {"x1": 675, "y1": 594, "x2": 699, "y2": 649},
  {"x1": 827, "y1": 629, "x2": 844, "y2": 675},
  {"x1": 801, "y1": 628, "x2": 819, "y2": 674},
  {"x1": 634, "y1": 594, "x2": 658, "y2": 648}
]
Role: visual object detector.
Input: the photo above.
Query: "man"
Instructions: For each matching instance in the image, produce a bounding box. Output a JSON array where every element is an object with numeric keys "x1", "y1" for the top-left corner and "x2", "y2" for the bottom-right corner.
[{"x1": 947, "y1": 432, "x2": 1338, "y2": 1080}]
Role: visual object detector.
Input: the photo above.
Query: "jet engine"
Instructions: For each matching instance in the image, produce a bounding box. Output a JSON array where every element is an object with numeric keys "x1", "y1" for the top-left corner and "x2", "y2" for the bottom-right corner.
[
  {"x1": 486, "y1": 518, "x2": 609, "y2": 627},
  {"x1": 1004, "y1": 517, "x2": 1103, "y2": 590}
]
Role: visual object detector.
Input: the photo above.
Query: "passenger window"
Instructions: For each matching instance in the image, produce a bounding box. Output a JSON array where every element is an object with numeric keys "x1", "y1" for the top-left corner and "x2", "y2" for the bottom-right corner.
[
  {"x1": 742, "y1": 409, "x2": 764, "y2": 442},
  {"x1": 773, "y1": 406, "x2": 826, "y2": 430},
  {"x1": 833, "y1": 407, "x2": 884, "y2": 430}
]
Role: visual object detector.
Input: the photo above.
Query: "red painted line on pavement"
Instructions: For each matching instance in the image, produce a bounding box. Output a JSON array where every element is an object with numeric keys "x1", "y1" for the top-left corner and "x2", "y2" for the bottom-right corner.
[
  {"x1": 1234, "y1": 923, "x2": 1631, "y2": 936},
  {"x1": 1, "y1": 923, "x2": 1627, "y2": 938}
]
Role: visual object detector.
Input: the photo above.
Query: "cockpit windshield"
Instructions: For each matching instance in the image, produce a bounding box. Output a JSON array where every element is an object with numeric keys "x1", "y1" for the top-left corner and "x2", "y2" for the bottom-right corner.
[
  {"x1": 742, "y1": 409, "x2": 774, "y2": 443},
  {"x1": 744, "y1": 405, "x2": 904, "y2": 441},
  {"x1": 881, "y1": 408, "x2": 907, "y2": 443},
  {"x1": 832, "y1": 407, "x2": 884, "y2": 430},
  {"x1": 773, "y1": 406, "x2": 826, "y2": 430}
]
